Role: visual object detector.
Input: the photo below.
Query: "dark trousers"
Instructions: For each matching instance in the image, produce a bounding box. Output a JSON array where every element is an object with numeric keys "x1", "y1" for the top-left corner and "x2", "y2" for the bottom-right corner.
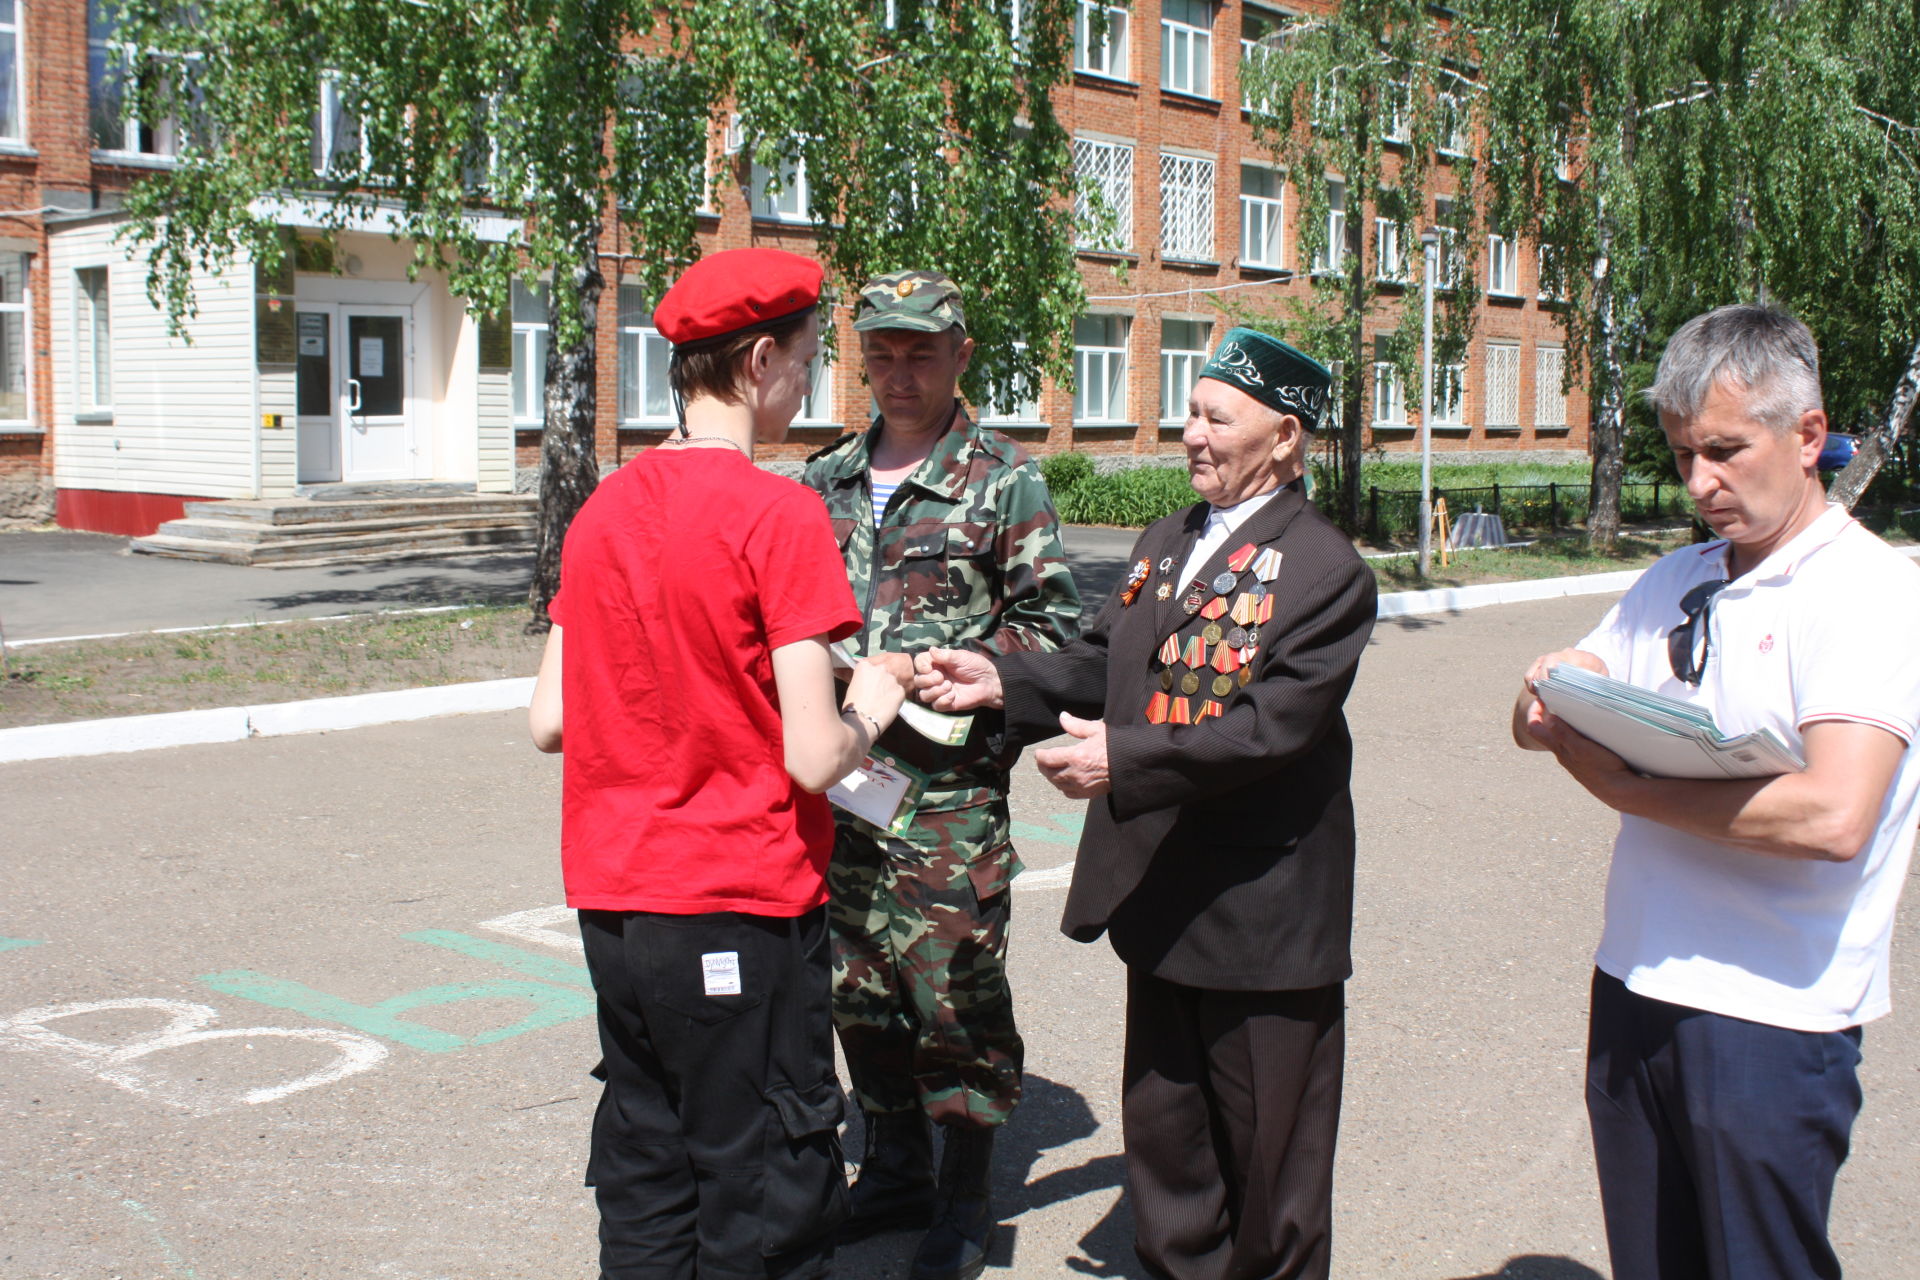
[
  {"x1": 1586, "y1": 969, "x2": 1864, "y2": 1280},
  {"x1": 580, "y1": 907, "x2": 849, "y2": 1280},
  {"x1": 1122, "y1": 969, "x2": 1345, "y2": 1280}
]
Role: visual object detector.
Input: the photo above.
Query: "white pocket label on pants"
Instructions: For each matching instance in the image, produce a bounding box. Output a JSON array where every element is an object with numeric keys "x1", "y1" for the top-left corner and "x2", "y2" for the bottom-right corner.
[{"x1": 701, "y1": 951, "x2": 742, "y2": 996}]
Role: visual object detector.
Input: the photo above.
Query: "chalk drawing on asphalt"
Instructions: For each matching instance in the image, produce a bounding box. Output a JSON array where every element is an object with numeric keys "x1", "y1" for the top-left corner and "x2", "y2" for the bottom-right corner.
[{"x1": 478, "y1": 905, "x2": 583, "y2": 954}]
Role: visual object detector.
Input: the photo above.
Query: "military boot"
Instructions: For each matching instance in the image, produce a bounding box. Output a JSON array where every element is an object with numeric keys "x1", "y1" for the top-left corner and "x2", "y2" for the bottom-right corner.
[
  {"x1": 840, "y1": 1109, "x2": 938, "y2": 1241},
  {"x1": 909, "y1": 1125, "x2": 996, "y2": 1280}
]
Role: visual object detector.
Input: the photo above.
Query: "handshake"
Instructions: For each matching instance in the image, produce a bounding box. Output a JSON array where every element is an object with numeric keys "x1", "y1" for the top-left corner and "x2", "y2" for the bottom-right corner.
[{"x1": 840, "y1": 648, "x2": 1110, "y2": 799}]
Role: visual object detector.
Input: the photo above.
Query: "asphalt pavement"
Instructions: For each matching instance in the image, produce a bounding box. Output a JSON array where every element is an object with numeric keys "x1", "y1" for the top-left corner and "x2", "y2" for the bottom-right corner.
[
  {"x1": 0, "y1": 526, "x2": 1144, "y2": 643},
  {"x1": 6, "y1": 592, "x2": 1920, "y2": 1278}
]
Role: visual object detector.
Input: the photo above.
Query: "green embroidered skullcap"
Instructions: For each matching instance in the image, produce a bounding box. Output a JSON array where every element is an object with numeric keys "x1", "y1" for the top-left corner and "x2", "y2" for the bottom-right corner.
[
  {"x1": 853, "y1": 269, "x2": 967, "y2": 333},
  {"x1": 1198, "y1": 326, "x2": 1334, "y2": 431}
]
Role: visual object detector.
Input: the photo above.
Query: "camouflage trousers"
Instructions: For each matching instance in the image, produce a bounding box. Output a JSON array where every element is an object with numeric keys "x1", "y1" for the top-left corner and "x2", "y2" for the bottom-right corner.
[{"x1": 826, "y1": 815, "x2": 1023, "y2": 1128}]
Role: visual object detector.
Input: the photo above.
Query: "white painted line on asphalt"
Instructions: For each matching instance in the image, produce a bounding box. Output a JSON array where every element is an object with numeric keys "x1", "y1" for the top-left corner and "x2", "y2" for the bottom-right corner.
[
  {"x1": 5, "y1": 603, "x2": 483, "y2": 649},
  {"x1": 0, "y1": 677, "x2": 534, "y2": 765}
]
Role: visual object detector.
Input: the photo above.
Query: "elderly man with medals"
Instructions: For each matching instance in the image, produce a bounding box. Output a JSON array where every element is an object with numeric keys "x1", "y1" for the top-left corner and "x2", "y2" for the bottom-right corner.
[{"x1": 916, "y1": 328, "x2": 1376, "y2": 1280}]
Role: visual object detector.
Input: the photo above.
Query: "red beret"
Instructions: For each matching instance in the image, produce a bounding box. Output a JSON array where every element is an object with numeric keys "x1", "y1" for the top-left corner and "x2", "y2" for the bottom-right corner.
[{"x1": 653, "y1": 248, "x2": 824, "y2": 347}]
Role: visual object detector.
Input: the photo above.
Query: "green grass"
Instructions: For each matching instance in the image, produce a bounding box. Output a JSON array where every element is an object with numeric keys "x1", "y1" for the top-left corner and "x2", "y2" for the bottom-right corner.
[{"x1": 1371, "y1": 532, "x2": 1690, "y2": 591}]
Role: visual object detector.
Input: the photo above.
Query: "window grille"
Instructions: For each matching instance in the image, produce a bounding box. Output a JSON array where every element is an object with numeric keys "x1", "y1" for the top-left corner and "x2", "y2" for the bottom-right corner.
[
  {"x1": 1159, "y1": 153, "x2": 1214, "y2": 261},
  {"x1": 1075, "y1": 138, "x2": 1134, "y2": 251},
  {"x1": 1536, "y1": 347, "x2": 1568, "y2": 427},
  {"x1": 1485, "y1": 343, "x2": 1521, "y2": 429}
]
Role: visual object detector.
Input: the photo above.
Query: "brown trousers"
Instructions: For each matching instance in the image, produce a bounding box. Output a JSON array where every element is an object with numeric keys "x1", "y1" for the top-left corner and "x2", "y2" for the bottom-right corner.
[{"x1": 1123, "y1": 970, "x2": 1346, "y2": 1280}]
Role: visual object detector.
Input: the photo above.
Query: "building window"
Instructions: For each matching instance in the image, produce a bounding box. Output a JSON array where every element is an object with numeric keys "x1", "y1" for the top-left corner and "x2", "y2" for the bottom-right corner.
[
  {"x1": 511, "y1": 279, "x2": 548, "y2": 428},
  {"x1": 1433, "y1": 362, "x2": 1466, "y2": 428},
  {"x1": 1375, "y1": 216, "x2": 1404, "y2": 282},
  {"x1": 1488, "y1": 234, "x2": 1519, "y2": 295},
  {"x1": 1438, "y1": 92, "x2": 1469, "y2": 157},
  {"x1": 0, "y1": 252, "x2": 26, "y2": 423},
  {"x1": 1371, "y1": 337, "x2": 1404, "y2": 427},
  {"x1": 1239, "y1": 164, "x2": 1284, "y2": 268},
  {"x1": 1160, "y1": 318, "x2": 1211, "y2": 423},
  {"x1": 1433, "y1": 198, "x2": 1459, "y2": 281},
  {"x1": 1159, "y1": 152, "x2": 1214, "y2": 261},
  {"x1": 616, "y1": 286, "x2": 672, "y2": 427},
  {"x1": 75, "y1": 267, "x2": 110, "y2": 413},
  {"x1": 1074, "y1": 137, "x2": 1134, "y2": 251},
  {"x1": 1538, "y1": 243, "x2": 1569, "y2": 302},
  {"x1": 979, "y1": 341, "x2": 1042, "y2": 425},
  {"x1": 312, "y1": 75, "x2": 374, "y2": 177},
  {"x1": 88, "y1": 0, "x2": 186, "y2": 156},
  {"x1": 750, "y1": 147, "x2": 811, "y2": 222},
  {"x1": 795, "y1": 347, "x2": 832, "y2": 425},
  {"x1": 1239, "y1": 6, "x2": 1282, "y2": 116},
  {"x1": 1485, "y1": 342, "x2": 1521, "y2": 429},
  {"x1": 1074, "y1": 1, "x2": 1129, "y2": 78},
  {"x1": 1074, "y1": 315, "x2": 1129, "y2": 422},
  {"x1": 1312, "y1": 179, "x2": 1346, "y2": 275},
  {"x1": 1536, "y1": 346, "x2": 1568, "y2": 428},
  {"x1": 0, "y1": 0, "x2": 22, "y2": 142},
  {"x1": 1161, "y1": 0, "x2": 1212, "y2": 98},
  {"x1": 1383, "y1": 78, "x2": 1411, "y2": 144}
]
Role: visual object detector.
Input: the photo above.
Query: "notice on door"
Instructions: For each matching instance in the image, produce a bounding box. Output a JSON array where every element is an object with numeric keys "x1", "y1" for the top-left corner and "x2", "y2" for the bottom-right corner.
[
  {"x1": 298, "y1": 314, "x2": 327, "y2": 357},
  {"x1": 358, "y1": 337, "x2": 385, "y2": 378}
]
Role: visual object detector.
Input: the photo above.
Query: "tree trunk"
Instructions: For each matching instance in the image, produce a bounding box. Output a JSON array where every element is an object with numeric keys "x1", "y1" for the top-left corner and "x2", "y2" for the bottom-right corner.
[
  {"x1": 1827, "y1": 331, "x2": 1920, "y2": 510},
  {"x1": 1332, "y1": 213, "x2": 1368, "y2": 535},
  {"x1": 527, "y1": 220, "x2": 606, "y2": 631},
  {"x1": 1587, "y1": 249, "x2": 1626, "y2": 553}
]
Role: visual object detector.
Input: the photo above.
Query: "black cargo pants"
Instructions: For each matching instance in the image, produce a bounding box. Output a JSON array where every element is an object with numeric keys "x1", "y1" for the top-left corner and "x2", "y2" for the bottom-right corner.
[{"x1": 580, "y1": 906, "x2": 849, "y2": 1279}]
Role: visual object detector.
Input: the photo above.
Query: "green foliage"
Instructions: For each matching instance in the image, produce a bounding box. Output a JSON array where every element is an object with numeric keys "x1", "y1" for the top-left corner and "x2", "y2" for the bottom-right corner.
[
  {"x1": 1052, "y1": 466, "x2": 1201, "y2": 527},
  {"x1": 1039, "y1": 449, "x2": 1095, "y2": 495}
]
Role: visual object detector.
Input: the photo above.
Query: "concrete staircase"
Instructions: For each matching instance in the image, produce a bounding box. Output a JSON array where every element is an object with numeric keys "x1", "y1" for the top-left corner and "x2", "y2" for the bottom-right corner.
[{"x1": 129, "y1": 486, "x2": 539, "y2": 567}]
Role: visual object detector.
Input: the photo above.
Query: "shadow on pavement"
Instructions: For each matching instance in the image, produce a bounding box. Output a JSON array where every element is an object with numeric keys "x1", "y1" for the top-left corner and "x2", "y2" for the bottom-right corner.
[
  {"x1": 244, "y1": 553, "x2": 533, "y2": 613},
  {"x1": 1446, "y1": 1257, "x2": 1605, "y2": 1280}
]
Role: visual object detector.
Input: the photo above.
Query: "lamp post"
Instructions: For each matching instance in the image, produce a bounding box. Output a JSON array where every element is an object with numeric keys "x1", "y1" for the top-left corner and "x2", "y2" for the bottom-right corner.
[{"x1": 1418, "y1": 227, "x2": 1440, "y2": 579}]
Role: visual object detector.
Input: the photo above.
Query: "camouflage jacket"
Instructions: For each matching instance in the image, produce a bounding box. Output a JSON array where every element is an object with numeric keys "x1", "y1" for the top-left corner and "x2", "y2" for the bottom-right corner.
[{"x1": 805, "y1": 403, "x2": 1081, "y2": 822}]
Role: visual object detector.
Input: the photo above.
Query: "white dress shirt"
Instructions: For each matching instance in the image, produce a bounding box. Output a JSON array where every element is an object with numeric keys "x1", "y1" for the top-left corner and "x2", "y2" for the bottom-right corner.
[{"x1": 1175, "y1": 488, "x2": 1281, "y2": 588}]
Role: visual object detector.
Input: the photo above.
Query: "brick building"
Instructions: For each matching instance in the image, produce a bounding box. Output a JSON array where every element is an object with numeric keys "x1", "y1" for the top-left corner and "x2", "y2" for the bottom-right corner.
[{"x1": 2, "y1": 0, "x2": 1588, "y2": 537}]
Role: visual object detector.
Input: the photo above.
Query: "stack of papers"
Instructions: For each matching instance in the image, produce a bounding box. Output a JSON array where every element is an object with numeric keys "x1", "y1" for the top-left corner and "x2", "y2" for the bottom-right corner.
[{"x1": 1534, "y1": 665, "x2": 1805, "y2": 779}]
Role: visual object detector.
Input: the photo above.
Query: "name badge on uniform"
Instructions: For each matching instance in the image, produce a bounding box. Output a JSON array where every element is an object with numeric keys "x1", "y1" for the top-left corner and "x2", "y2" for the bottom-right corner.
[{"x1": 702, "y1": 951, "x2": 742, "y2": 996}]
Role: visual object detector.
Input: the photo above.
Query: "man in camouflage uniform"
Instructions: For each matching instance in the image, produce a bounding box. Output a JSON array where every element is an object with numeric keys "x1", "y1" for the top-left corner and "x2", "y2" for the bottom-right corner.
[{"x1": 804, "y1": 269, "x2": 1080, "y2": 1280}]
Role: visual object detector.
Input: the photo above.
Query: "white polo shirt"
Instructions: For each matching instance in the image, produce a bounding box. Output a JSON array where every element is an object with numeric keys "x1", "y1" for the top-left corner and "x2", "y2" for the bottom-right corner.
[{"x1": 1576, "y1": 504, "x2": 1920, "y2": 1031}]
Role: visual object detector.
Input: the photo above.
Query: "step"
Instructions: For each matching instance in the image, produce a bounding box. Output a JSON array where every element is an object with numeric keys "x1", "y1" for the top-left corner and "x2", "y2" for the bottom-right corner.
[
  {"x1": 150, "y1": 511, "x2": 535, "y2": 545},
  {"x1": 131, "y1": 523, "x2": 535, "y2": 567},
  {"x1": 184, "y1": 495, "x2": 538, "y2": 527},
  {"x1": 293, "y1": 481, "x2": 478, "y2": 501}
]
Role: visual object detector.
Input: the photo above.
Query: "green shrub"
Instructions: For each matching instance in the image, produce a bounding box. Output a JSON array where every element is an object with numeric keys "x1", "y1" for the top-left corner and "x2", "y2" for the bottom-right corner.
[
  {"x1": 1054, "y1": 465, "x2": 1198, "y2": 526},
  {"x1": 1040, "y1": 450, "x2": 1096, "y2": 495}
]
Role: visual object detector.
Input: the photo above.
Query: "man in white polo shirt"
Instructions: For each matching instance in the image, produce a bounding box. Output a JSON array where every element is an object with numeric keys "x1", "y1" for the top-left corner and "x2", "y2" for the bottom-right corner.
[{"x1": 1511, "y1": 304, "x2": 1920, "y2": 1280}]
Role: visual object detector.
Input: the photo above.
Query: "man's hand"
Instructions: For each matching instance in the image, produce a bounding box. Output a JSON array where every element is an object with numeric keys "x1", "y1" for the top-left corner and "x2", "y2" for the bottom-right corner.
[
  {"x1": 1033, "y1": 712, "x2": 1111, "y2": 799},
  {"x1": 1512, "y1": 648, "x2": 1608, "y2": 751},
  {"x1": 863, "y1": 650, "x2": 916, "y2": 688},
  {"x1": 913, "y1": 647, "x2": 1005, "y2": 711},
  {"x1": 1527, "y1": 710, "x2": 1635, "y2": 803}
]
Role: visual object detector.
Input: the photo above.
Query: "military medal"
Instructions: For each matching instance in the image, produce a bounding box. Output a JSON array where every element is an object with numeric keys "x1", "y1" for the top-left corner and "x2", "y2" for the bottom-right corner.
[
  {"x1": 1246, "y1": 625, "x2": 1262, "y2": 648},
  {"x1": 1211, "y1": 570, "x2": 1239, "y2": 595},
  {"x1": 1160, "y1": 667, "x2": 1175, "y2": 692},
  {"x1": 1179, "y1": 670, "x2": 1201, "y2": 696},
  {"x1": 1146, "y1": 691, "x2": 1171, "y2": 724},
  {"x1": 1238, "y1": 666, "x2": 1254, "y2": 686},
  {"x1": 1212, "y1": 643, "x2": 1243, "y2": 673},
  {"x1": 1158, "y1": 556, "x2": 1175, "y2": 574},
  {"x1": 1227, "y1": 543, "x2": 1258, "y2": 573},
  {"x1": 1230, "y1": 593, "x2": 1259, "y2": 625},
  {"x1": 1200, "y1": 596, "x2": 1231, "y2": 620},
  {"x1": 1256, "y1": 595, "x2": 1275, "y2": 624},
  {"x1": 1202, "y1": 622, "x2": 1223, "y2": 645},
  {"x1": 1167, "y1": 697, "x2": 1193, "y2": 725},
  {"x1": 1159, "y1": 634, "x2": 1183, "y2": 665},
  {"x1": 1226, "y1": 625, "x2": 1248, "y2": 649},
  {"x1": 1247, "y1": 581, "x2": 1270, "y2": 599},
  {"x1": 1121, "y1": 558, "x2": 1151, "y2": 607},
  {"x1": 1211, "y1": 674, "x2": 1235, "y2": 697},
  {"x1": 1251, "y1": 548, "x2": 1284, "y2": 581},
  {"x1": 1181, "y1": 635, "x2": 1209, "y2": 667},
  {"x1": 1182, "y1": 580, "x2": 1207, "y2": 614},
  {"x1": 1156, "y1": 582, "x2": 1173, "y2": 601},
  {"x1": 1199, "y1": 699, "x2": 1224, "y2": 719}
]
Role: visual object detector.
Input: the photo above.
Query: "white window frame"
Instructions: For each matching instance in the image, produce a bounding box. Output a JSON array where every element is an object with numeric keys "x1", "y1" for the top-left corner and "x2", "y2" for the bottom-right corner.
[
  {"x1": 74, "y1": 266, "x2": 111, "y2": 415},
  {"x1": 979, "y1": 340, "x2": 1043, "y2": 426},
  {"x1": 1239, "y1": 163, "x2": 1284, "y2": 268},
  {"x1": 0, "y1": 250, "x2": 29, "y2": 426},
  {"x1": 1485, "y1": 341, "x2": 1521, "y2": 430},
  {"x1": 1536, "y1": 345, "x2": 1568, "y2": 428},
  {"x1": 1537, "y1": 243, "x2": 1568, "y2": 302},
  {"x1": 1488, "y1": 233, "x2": 1519, "y2": 296},
  {"x1": 1160, "y1": 318, "x2": 1212, "y2": 424},
  {"x1": 1371, "y1": 355, "x2": 1405, "y2": 427},
  {"x1": 1312, "y1": 178, "x2": 1346, "y2": 276},
  {"x1": 1433, "y1": 199, "x2": 1459, "y2": 283},
  {"x1": 1375, "y1": 216, "x2": 1404, "y2": 282},
  {"x1": 1438, "y1": 91, "x2": 1469, "y2": 157},
  {"x1": 1432, "y1": 361, "x2": 1466, "y2": 430},
  {"x1": 313, "y1": 74, "x2": 376, "y2": 177},
  {"x1": 0, "y1": 0, "x2": 24, "y2": 143},
  {"x1": 1074, "y1": 136, "x2": 1134, "y2": 252},
  {"x1": 750, "y1": 145, "x2": 812, "y2": 223},
  {"x1": 1159, "y1": 152, "x2": 1215, "y2": 261},
  {"x1": 794, "y1": 347, "x2": 833, "y2": 425},
  {"x1": 615, "y1": 286, "x2": 674, "y2": 428},
  {"x1": 1074, "y1": 314, "x2": 1130, "y2": 423},
  {"x1": 510, "y1": 279, "x2": 549, "y2": 429},
  {"x1": 88, "y1": 0, "x2": 188, "y2": 159},
  {"x1": 1074, "y1": 1, "x2": 1129, "y2": 78},
  {"x1": 1238, "y1": 6, "x2": 1283, "y2": 116},
  {"x1": 1383, "y1": 78, "x2": 1411, "y2": 144},
  {"x1": 1161, "y1": 1, "x2": 1213, "y2": 98}
]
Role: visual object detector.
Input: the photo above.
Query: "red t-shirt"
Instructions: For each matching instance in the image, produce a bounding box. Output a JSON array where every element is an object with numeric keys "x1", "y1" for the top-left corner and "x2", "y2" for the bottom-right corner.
[{"x1": 549, "y1": 448, "x2": 861, "y2": 915}]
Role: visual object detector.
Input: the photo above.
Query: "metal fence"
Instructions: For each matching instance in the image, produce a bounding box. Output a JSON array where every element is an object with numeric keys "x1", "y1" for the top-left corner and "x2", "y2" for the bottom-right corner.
[{"x1": 1363, "y1": 481, "x2": 1694, "y2": 540}]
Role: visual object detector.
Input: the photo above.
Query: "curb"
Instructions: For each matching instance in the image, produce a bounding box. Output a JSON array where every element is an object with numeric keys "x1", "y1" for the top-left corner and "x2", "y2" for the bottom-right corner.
[{"x1": 7, "y1": 545, "x2": 1917, "y2": 765}]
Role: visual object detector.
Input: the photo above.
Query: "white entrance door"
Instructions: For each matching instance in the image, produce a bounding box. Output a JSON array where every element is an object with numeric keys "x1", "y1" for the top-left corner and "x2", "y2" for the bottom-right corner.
[
  {"x1": 294, "y1": 304, "x2": 417, "y2": 483},
  {"x1": 341, "y1": 306, "x2": 414, "y2": 481}
]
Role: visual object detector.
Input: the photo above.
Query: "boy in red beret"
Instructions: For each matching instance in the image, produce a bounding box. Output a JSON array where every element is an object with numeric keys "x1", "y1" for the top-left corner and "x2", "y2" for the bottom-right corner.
[{"x1": 529, "y1": 247, "x2": 911, "y2": 1279}]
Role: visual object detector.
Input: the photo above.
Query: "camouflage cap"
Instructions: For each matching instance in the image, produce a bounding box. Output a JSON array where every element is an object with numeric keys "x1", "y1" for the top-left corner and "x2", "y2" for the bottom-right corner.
[{"x1": 853, "y1": 269, "x2": 967, "y2": 334}]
